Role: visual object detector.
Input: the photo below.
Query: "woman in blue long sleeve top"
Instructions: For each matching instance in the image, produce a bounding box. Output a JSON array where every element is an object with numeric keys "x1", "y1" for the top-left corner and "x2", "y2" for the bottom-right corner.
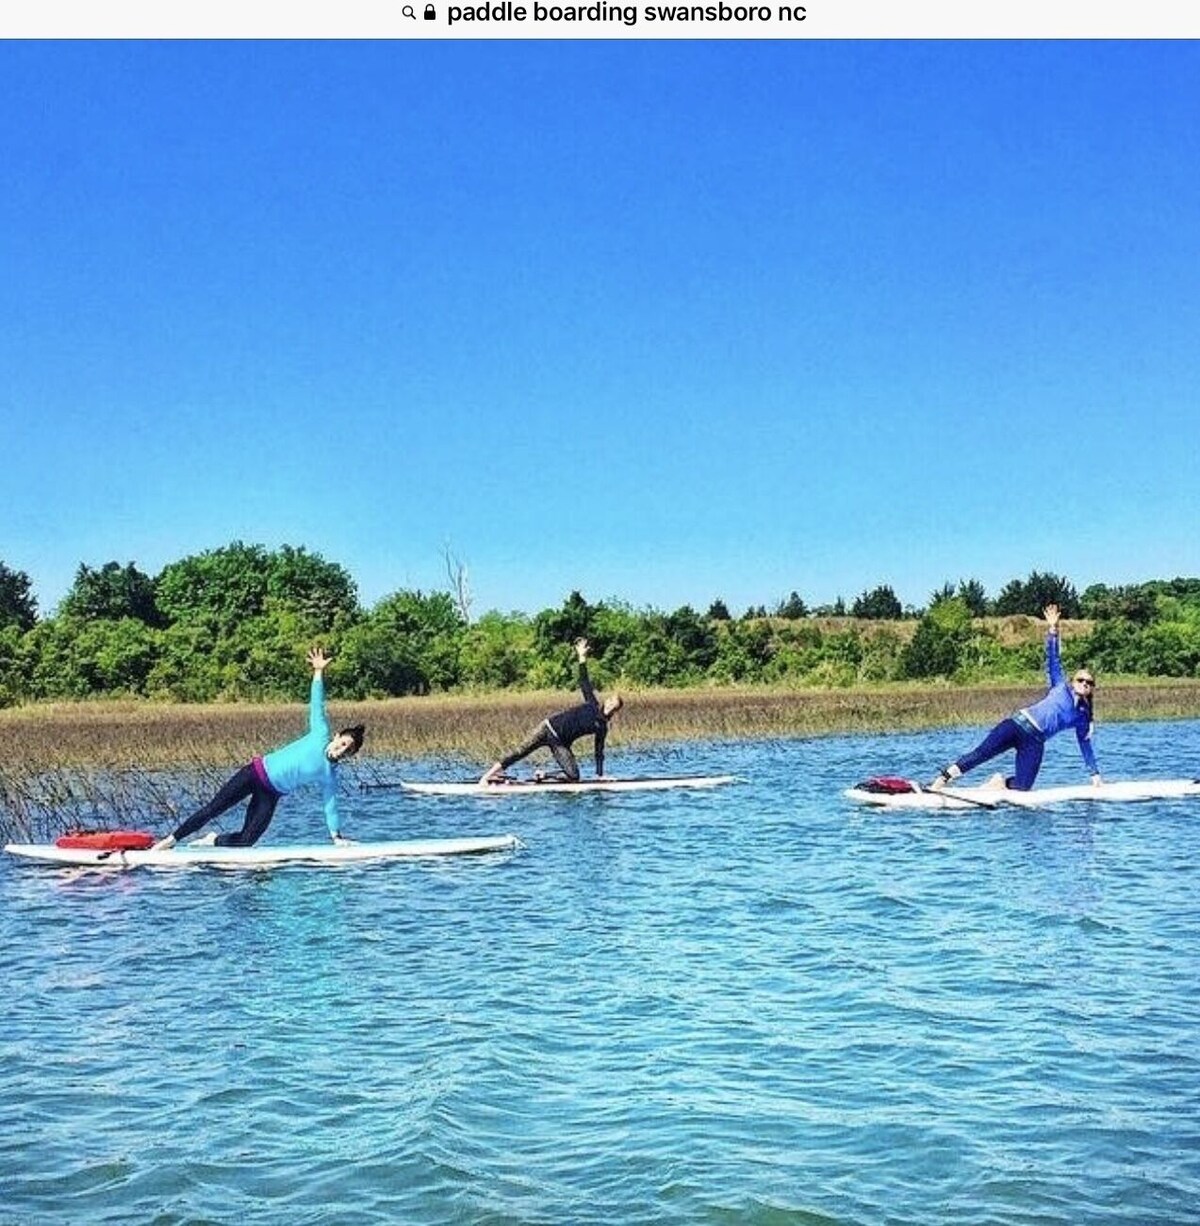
[
  {"x1": 153, "y1": 648, "x2": 365, "y2": 848},
  {"x1": 931, "y1": 605, "x2": 1101, "y2": 792}
]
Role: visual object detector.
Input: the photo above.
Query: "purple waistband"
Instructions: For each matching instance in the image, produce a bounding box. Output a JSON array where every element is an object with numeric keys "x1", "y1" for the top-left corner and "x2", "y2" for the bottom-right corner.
[{"x1": 251, "y1": 756, "x2": 280, "y2": 793}]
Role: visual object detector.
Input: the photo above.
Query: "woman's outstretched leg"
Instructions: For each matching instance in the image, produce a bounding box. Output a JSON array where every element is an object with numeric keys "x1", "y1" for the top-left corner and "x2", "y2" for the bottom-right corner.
[{"x1": 170, "y1": 765, "x2": 258, "y2": 842}]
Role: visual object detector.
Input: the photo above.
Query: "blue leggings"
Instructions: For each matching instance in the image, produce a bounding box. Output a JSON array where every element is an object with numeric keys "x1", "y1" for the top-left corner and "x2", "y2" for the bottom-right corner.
[{"x1": 955, "y1": 718, "x2": 1045, "y2": 791}]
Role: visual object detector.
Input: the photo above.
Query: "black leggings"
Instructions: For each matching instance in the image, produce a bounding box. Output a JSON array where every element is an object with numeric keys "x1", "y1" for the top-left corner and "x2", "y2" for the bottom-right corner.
[
  {"x1": 171, "y1": 764, "x2": 281, "y2": 847},
  {"x1": 500, "y1": 723, "x2": 580, "y2": 782}
]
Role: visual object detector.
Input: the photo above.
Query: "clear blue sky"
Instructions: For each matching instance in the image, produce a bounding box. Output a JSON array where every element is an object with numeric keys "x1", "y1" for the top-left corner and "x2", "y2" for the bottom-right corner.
[{"x1": 3, "y1": 41, "x2": 1198, "y2": 619}]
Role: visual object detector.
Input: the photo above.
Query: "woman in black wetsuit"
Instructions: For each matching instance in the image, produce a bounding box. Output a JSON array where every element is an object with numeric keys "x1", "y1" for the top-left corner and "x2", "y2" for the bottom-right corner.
[{"x1": 480, "y1": 638, "x2": 623, "y2": 784}]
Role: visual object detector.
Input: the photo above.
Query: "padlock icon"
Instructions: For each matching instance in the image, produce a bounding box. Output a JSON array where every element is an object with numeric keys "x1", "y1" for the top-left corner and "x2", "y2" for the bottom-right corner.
[{"x1": 423, "y1": 2, "x2": 435, "y2": 16}]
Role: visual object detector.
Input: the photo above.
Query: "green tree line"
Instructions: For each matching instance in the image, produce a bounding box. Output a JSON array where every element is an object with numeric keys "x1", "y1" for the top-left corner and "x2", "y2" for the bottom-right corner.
[{"x1": 3, "y1": 548, "x2": 1200, "y2": 706}]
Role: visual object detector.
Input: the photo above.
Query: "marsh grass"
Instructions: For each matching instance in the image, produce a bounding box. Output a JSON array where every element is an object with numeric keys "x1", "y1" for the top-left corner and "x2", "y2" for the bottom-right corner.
[{"x1": 4, "y1": 680, "x2": 1200, "y2": 841}]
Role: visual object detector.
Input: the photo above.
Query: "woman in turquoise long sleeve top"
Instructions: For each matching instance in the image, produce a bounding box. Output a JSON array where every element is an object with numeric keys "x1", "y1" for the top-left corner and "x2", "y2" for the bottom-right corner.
[
  {"x1": 153, "y1": 648, "x2": 365, "y2": 849},
  {"x1": 931, "y1": 605, "x2": 1101, "y2": 792}
]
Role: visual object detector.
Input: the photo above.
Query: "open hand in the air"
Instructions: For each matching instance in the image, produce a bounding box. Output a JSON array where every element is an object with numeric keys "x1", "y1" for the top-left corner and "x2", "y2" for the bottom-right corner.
[{"x1": 308, "y1": 647, "x2": 331, "y2": 673}]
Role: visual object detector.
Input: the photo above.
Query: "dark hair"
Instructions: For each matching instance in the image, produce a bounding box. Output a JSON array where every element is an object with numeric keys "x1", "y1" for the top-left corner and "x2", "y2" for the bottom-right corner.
[{"x1": 338, "y1": 725, "x2": 366, "y2": 757}]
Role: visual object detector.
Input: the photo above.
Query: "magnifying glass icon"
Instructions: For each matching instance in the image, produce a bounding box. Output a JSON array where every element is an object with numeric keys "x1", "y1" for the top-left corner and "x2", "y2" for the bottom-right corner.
[{"x1": 402, "y1": 4, "x2": 416, "y2": 14}]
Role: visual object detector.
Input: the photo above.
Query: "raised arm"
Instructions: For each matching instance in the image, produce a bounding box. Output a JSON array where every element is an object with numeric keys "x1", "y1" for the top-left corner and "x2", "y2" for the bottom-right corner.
[
  {"x1": 575, "y1": 638, "x2": 598, "y2": 705},
  {"x1": 307, "y1": 647, "x2": 332, "y2": 737},
  {"x1": 1043, "y1": 606, "x2": 1065, "y2": 687}
]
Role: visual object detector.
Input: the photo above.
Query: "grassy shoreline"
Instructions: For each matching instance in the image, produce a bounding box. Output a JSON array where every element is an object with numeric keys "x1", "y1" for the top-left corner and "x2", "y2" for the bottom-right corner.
[{"x1": 5, "y1": 679, "x2": 1200, "y2": 769}]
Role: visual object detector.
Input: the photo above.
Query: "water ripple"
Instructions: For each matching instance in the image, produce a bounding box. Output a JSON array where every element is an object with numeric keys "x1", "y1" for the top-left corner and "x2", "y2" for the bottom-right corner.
[{"x1": 3, "y1": 724, "x2": 1200, "y2": 1223}]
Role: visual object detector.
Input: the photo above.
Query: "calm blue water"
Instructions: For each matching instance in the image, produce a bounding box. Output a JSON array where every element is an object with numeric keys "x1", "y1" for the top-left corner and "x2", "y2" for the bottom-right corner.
[{"x1": 4, "y1": 720, "x2": 1200, "y2": 1226}]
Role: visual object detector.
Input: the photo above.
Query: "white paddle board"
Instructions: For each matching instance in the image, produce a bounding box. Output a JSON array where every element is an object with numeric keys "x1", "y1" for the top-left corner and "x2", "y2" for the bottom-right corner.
[
  {"x1": 845, "y1": 778, "x2": 1200, "y2": 810},
  {"x1": 4, "y1": 834, "x2": 522, "y2": 869},
  {"x1": 399, "y1": 774, "x2": 737, "y2": 796}
]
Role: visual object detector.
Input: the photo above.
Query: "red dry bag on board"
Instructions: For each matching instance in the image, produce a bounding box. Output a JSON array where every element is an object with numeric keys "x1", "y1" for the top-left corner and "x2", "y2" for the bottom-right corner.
[
  {"x1": 854, "y1": 777, "x2": 918, "y2": 795},
  {"x1": 54, "y1": 830, "x2": 156, "y2": 851}
]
